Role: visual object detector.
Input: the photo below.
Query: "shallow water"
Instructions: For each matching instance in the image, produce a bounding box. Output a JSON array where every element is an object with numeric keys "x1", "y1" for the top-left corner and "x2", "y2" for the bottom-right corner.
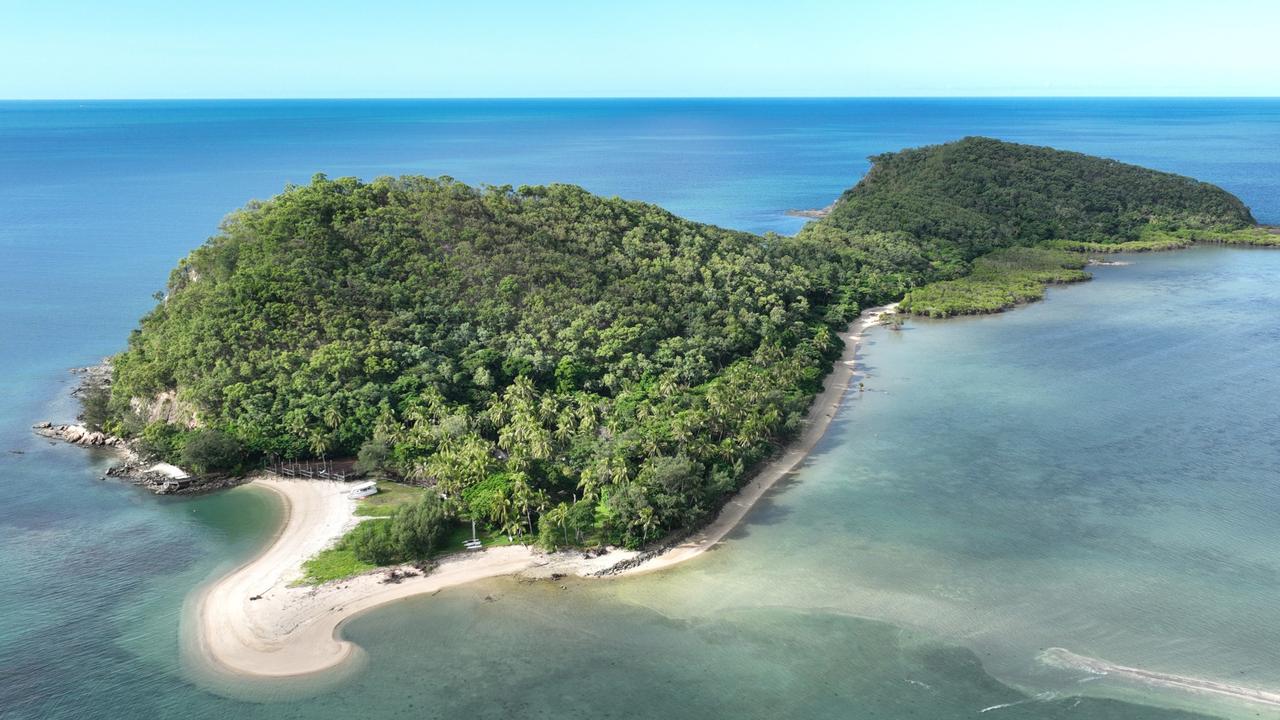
[{"x1": 4, "y1": 100, "x2": 1280, "y2": 719}]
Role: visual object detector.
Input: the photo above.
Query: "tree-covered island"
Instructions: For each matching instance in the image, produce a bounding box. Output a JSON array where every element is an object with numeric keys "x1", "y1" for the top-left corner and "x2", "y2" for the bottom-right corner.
[{"x1": 93, "y1": 138, "x2": 1271, "y2": 567}]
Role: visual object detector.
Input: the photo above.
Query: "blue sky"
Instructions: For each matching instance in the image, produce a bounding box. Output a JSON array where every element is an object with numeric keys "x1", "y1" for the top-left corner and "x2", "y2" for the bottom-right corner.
[{"x1": 3, "y1": 0, "x2": 1277, "y2": 98}]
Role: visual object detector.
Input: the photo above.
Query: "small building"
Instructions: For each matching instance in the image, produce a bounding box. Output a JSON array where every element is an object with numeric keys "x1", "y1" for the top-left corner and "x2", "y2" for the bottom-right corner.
[{"x1": 159, "y1": 476, "x2": 200, "y2": 493}]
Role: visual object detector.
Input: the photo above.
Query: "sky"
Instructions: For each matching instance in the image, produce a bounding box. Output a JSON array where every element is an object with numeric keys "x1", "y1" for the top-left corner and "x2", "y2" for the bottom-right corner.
[{"x1": 2, "y1": 0, "x2": 1278, "y2": 99}]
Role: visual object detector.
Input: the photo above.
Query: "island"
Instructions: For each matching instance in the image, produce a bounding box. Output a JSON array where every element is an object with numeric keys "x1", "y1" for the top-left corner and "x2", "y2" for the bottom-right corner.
[{"x1": 61, "y1": 137, "x2": 1276, "y2": 678}]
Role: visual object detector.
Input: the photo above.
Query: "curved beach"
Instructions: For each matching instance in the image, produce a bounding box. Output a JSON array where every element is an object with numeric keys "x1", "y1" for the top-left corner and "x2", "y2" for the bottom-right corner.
[{"x1": 190, "y1": 304, "x2": 896, "y2": 678}]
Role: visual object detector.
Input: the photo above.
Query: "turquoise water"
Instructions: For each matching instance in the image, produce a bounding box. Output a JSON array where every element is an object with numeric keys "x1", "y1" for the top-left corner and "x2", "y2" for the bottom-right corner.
[{"x1": 3, "y1": 100, "x2": 1280, "y2": 718}]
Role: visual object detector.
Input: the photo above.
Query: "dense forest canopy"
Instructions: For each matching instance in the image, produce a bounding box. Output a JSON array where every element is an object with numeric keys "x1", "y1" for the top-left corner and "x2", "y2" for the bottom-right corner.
[
  {"x1": 798, "y1": 136, "x2": 1260, "y2": 316},
  {"x1": 110, "y1": 176, "x2": 865, "y2": 548},
  {"x1": 103, "y1": 138, "x2": 1260, "y2": 552},
  {"x1": 815, "y1": 135, "x2": 1254, "y2": 264}
]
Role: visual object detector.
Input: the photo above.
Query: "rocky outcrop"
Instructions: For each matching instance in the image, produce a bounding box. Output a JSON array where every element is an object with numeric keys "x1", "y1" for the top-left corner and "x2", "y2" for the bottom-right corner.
[
  {"x1": 34, "y1": 361, "x2": 130, "y2": 449},
  {"x1": 32, "y1": 423, "x2": 240, "y2": 496},
  {"x1": 69, "y1": 360, "x2": 113, "y2": 399},
  {"x1": 129, "y1": 389, "x2": 201, "y2": 429},
  {"x1": 64, "y1": 359, "x2": 200, "y2": 429},
  {"x1": 784, "y1": 203, "x2": 834, "y2": 219},
  {"x1": 104, "y1": 459, "x2": 177, "y2": 488},
  {"x1": 32, "y1": 422, "x2": 126, "y2": 448},
  {"x1": 35, "y1": 363, "x2": 237, "y2": 495},
  {"x1": 590, "y1": 539, "x2": 681, "y2": 576},
  {"x1": 101, "y1": 460, "x2": 246, "y2": 495}
]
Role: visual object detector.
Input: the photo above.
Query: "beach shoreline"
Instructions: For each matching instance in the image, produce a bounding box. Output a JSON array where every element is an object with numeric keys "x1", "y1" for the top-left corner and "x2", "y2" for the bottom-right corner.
[
  {"x1": 609, "y1": 302, "x2": 898, "y2": 575},
  {"x1": 189, "y1": 304, "x2": 897, "y2": 679}
]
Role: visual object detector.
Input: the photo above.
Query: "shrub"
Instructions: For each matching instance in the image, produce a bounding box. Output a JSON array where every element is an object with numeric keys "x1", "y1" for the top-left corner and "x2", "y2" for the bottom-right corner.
[
  {"x1": 390, "y1": 494, "x2": 451, "y2": 560},
  {"x1": 179, "y1": 429, "x2": 245, "y2": 474},
  {"x1": 137, "y1": 422, "x2": 183, "y2": 462},
  {"x1": 78, "y1": 384, "x2": 111, "y2": 431},
  {"x1": 354, "y1": 437, "x2": 391, "y2": 476},
  {"x1": 345, "y1": 521, "x2": 401, "y2": 565}
]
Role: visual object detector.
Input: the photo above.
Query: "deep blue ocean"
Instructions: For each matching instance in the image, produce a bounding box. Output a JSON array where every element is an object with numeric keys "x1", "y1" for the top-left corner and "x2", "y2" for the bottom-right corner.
[{"x1": 2, "y1": 99, "x2": 1279, "y2": 719}]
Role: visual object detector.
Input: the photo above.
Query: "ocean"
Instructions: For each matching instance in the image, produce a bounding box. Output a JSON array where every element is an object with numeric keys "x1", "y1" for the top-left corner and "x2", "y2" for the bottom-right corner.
[{"x1": 1, "y1": 99, "x2": 1279, "y2": 719}]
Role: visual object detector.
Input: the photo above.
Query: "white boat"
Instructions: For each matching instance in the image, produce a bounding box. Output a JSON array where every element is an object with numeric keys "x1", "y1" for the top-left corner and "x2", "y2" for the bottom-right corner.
[{"x1": 348, "y1": 481, "x2": 378, "y2": 499}]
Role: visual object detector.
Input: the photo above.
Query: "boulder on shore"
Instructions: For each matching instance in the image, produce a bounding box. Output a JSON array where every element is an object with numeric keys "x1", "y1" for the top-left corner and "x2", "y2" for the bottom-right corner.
[{"x1": 34, "y1": 422, "x2": 125, "y2": 448}]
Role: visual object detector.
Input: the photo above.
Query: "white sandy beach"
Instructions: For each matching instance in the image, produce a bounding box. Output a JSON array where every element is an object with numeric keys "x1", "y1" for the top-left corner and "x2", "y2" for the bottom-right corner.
[
  {"x1": 190, "y1": 478, "x2": 634, "y2": 677},
  {"x1": 190, "y1": 304, "x2": 897, "y2": 678}
]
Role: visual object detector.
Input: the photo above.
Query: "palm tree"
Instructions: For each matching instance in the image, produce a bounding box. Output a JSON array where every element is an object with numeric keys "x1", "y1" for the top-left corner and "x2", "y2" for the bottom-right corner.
[
  {"x1": 285, "y1": 410, "x2": 308, "y2": 436},
  {"x1": 490, "y1": 484, "x2": 511, "y2": 536},
  {"x1": 531, "y1": 489, "x2": 551, "y2": 532},
  {"x1": 638, "y1": 505, "x2": 657, "y2": 543},
  {"x1": 410, "y1": 458, "x2": 434, "y2": 484},
  {"x1": 575, "y1": 396, "x2": 600, "y2": 436},
  {"x1": 307, "y1": 430, "x2": 330, "y2": 457},
  {"x1": 544, "y1": 502, "x2": 571, "y2": 546},
  {"x1": 811, "y1": 325, "x2": 834, "y2": 352},
  {"x1": 554, "y1": 407, "x2": 576, "y2": 443},
  {"x1": 459, "y1": 435, "x2": 493, "y2": 483},
  {"x1": 577, "y1": 467, "x2": 601, "y2": 503},
  {"x1": 608, "y1": 455, "x2": 631, "y2": 486},
  {"x1": 658, "y1": 374, "x2": 679, "y2": 399},
  {"x1": 499, "y1": 493, "x2": 523, "y2": 542},
  {"x1": 670, "y1": 412, "x2": 693, "y2": 445},
  {"x1": 510, "y1": 472, "x2": 535, "y2": 536}
]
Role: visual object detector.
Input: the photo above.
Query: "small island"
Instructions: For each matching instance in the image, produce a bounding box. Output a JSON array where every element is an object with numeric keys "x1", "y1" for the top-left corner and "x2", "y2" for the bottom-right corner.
[{"x1": 56, "y1": 137, "x2": 1277, "y2": 678}]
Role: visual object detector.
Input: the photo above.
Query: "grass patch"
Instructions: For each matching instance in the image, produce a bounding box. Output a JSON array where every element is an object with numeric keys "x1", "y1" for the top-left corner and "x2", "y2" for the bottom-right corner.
[
  {"x1": 354, "y1": 480, "x2": 428, "y2": 517},
  {"x1": 899, "y1": 246, "x2": 1089, "y2": 317},
  {"x1": 298, "y1": 481, "x2": 428, "y2": 585},
  {"x1": 296, "y1": 519, "x2": 525, "y2": 586},
  {"x1": 440, "y1": 522, "x2": 523, "y2": 552},
  {"x1": 298, "y1": 544, "x2": 377, "y2": 585}
]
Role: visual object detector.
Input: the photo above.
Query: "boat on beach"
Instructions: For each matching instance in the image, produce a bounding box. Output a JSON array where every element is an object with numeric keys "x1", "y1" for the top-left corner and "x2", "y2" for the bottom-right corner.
[{"x1": 348, "y1": 481, "x2": 378, "y2": 499}]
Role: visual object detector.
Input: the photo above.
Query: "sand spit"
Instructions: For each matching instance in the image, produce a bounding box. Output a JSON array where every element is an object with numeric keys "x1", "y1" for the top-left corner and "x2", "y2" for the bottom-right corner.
[{"x1": 1041, "y1": 648, "x2": 1280, "y2": 710}]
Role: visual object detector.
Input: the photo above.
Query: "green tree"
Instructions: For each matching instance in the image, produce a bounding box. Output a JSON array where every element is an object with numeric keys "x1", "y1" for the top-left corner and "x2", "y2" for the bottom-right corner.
[
  {"x1": 354, "y1": 437, "x2": 390, "y2": 476},
  {"x1": 180, "y1": 429, "x2": 244, "y2": 474},
  {"x1": 79, "y1": 384, "x2": 111, "y2": 432},
  {"x1": 389, "y1": 494, "x2": 451, "y2": 560},
  {"x1": 346, "y1": 521, "x2": 400, "y2": 565},
  {"x1": 137, "y1": 421, "x2": 183, "y2": 462}
]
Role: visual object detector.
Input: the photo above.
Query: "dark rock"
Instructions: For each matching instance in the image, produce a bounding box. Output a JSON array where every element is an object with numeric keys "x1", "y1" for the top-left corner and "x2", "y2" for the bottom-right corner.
[
  {"x1": 380, "y1": 567, "x2": 420, "y2": 584},
  {"x1": 591, "y1": 536, "x2": 686, "y2": 577}
]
